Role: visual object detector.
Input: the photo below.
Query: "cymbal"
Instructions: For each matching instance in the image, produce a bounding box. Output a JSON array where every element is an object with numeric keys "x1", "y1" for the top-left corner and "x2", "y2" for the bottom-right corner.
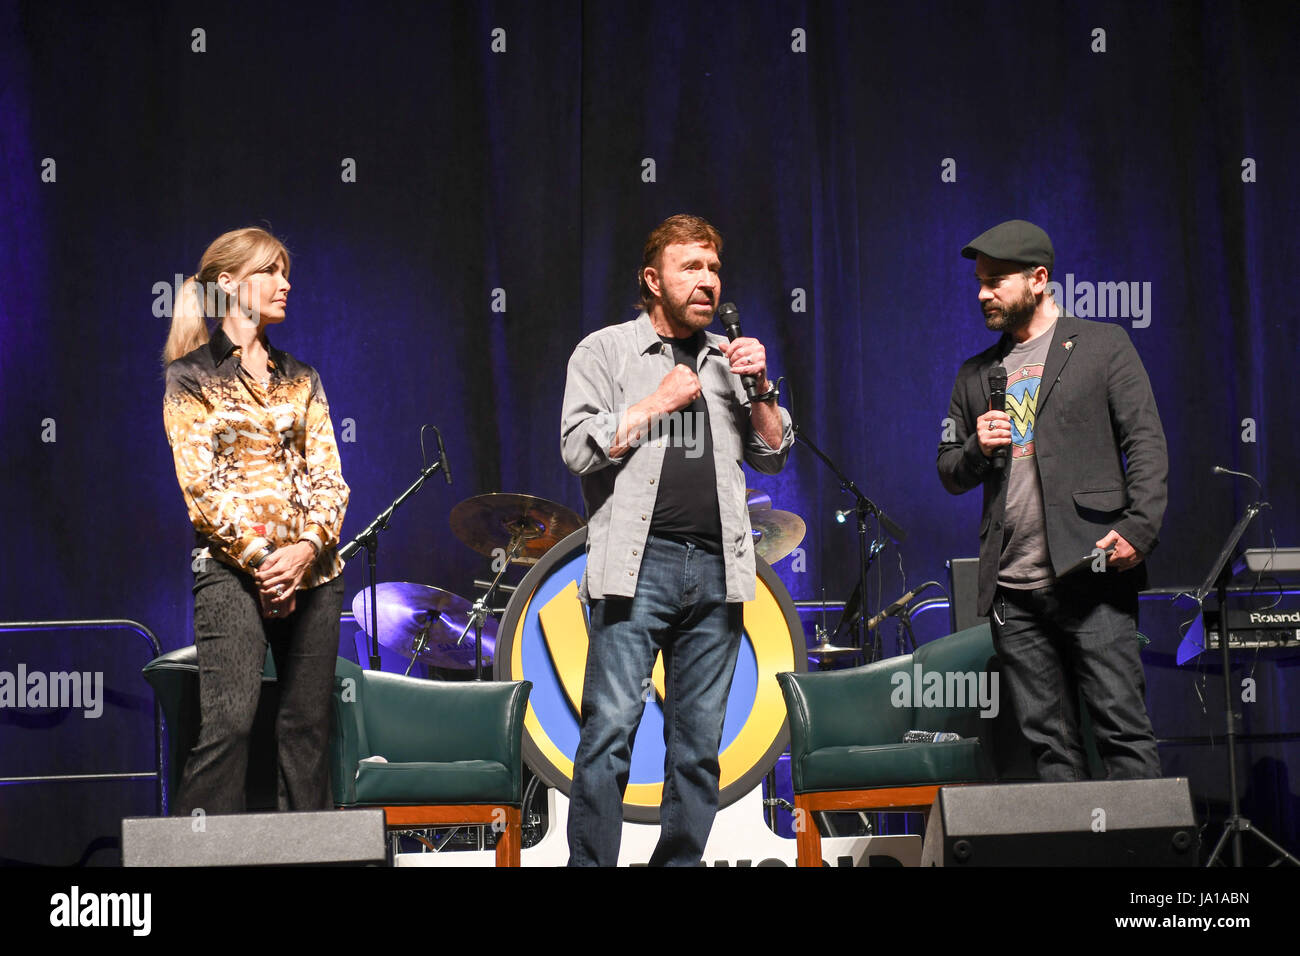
[
  {"x1": 449, "y1": 493, "x2": 585, "y2": 565},
  {"x1": 807, "y1": 640, "x2": 858, "y2": 658},
  {"x1": 746, "y1": 488, "x2": 773, "y2": 511},
  {"x1": 352, "y1": 582, "x2": 496, "y2": 671},
  {"x1": 749, "y1": 508, "x2": 806, "y2": 564}
]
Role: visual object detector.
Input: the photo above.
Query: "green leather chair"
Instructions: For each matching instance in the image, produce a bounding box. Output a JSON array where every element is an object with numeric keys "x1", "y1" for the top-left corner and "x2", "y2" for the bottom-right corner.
[
  {"x1": 777, "y1": 624, "x2": 1147, "y2": 866},
  {"x1": 777, "y1": 624, "x2": 1006, "y2": 867},
  {"x1": 329, "y1": 658, "x2": 532, "y2": 866}
]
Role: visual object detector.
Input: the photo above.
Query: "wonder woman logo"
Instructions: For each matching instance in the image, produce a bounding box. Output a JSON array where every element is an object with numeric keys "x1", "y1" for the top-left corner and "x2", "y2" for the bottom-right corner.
[{"x1": 1005, "y1": 363, "x2": 1043, "y2": 459}]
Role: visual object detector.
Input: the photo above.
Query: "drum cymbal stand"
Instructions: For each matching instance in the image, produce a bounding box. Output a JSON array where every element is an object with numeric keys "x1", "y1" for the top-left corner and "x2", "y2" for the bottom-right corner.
[
  {"x1": 456, "y1": 523, "x2": 530, "y2": 681},
  {"x1": 453, "y1": 525, "x2": 528, "y2": 851}
]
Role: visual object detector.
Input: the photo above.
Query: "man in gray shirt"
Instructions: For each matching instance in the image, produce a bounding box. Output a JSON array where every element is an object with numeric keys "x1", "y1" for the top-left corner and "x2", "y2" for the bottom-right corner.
[{"x1": 560, "y1": 214, "x2": 792, "y2": 865}]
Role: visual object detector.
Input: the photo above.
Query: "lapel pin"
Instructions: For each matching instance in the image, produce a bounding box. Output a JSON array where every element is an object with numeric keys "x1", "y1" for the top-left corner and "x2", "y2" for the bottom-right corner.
[{"x1": 1063, "y1": 341, "x2": 1074, "y2": 351}]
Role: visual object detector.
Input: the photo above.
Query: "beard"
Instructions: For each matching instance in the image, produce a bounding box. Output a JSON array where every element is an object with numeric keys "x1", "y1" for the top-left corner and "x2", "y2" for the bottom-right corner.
[
  {"x1": 983, "y1": 283, "x2": 1037, "y2": 334},
  {"x1": 661, "y1": 288, "x2": 716, "y2": 332}
]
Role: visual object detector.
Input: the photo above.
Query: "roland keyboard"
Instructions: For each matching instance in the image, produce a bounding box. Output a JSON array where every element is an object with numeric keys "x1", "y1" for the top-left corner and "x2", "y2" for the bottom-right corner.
[{"x1": 1201, "y1": 607, "x2": 1300, "y2": 650}]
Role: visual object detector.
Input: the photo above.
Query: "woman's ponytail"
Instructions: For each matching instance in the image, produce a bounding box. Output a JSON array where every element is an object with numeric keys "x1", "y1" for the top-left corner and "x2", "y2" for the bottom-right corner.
[{"x1": 161, "y1": 274, "x2": 209, "y2": 365}]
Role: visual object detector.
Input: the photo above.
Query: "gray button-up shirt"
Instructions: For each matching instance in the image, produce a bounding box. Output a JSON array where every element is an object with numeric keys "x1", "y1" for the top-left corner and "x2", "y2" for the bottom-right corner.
[{"x1": 561, "y1": 312, "x2": 793, "y2": 603}]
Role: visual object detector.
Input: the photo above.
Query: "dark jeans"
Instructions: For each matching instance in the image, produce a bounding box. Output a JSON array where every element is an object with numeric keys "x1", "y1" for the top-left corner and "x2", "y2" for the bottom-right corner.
[
  {"x1": 173, "y1": 559, "x2": 344, "y2": 815},
  {"x1": 567, "y1": 536, "x2": 743, "y2": 866},
  {"x1": 990, "y1": 575, "x2": 1161, "y2": 781}
]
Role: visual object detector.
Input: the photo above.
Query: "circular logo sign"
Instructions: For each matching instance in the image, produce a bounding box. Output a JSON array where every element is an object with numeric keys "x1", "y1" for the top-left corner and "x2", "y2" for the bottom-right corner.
[{"x1": 495, "y1": 527, "x2": 807, "y2": 823}]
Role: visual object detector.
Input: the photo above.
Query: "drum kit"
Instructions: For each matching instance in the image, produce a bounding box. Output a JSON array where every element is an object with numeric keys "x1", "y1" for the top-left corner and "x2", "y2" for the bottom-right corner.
[{"x1": 352, "y1": 489, "x2": 820, "y2": 677}]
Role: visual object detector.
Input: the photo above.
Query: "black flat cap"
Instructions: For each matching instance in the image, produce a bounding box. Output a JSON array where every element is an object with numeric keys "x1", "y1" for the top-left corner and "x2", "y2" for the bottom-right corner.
[{"x1": 961, "y1": 219, "x2": 1054, "y2": 273}]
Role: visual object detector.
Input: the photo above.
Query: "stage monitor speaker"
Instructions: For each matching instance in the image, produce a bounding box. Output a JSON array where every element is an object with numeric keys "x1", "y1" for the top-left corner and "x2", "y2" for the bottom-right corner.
[
  {"x1": 122, "y1": 809, "x2": 386, "y2": 867},
  {"x1": 947, "y1": 557, "x2": 987, "y2": 633},
  {"x1": 920, "y1": 778, "x2": 1198, "y2": 866}
]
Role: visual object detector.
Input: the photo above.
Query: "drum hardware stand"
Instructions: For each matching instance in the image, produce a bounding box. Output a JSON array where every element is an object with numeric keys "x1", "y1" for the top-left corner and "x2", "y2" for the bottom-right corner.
[
  {"x1": 456, "y1": 523, "x2": 532, "y2": 681},
  {"x1": 404, "y1": 621, "x2": 432, "y2": 677},
  {"x1": 793, "y1": 425, "x2": 905, "y2": 664},
  {"x1": 760, "y1": 780, "x2": 860, "y2": 840},
  {"x1": 521, "y1": 775, "x2": 546, "y2": 846},
  {"x1": 340, "y1": 455, "x2": 449, "y2": 671},
  {"x1": 899, "y1": 596, "x2": 949, "y2": 653},
  {"x1": 474, "y1": 579, "x2": 518, "y2": 595},
  {"x1": 391, "y1": 827, "x2": 477, "y2": 856},
  {"x1": 1188, "y1": 491, "x2": 1297, "y2": 866},
  {"x1": 806, "y1": 588, "x2": 857, "y2": 669},
  {"x1": 889, "y1": 601, "x2": 921, "y2": 656},
  {"x1": 763, "y1": 781, "x2": 793, "y2": 828},
  {"x1": 837, "y1": 538, "x2": 888, "y2": 661}
]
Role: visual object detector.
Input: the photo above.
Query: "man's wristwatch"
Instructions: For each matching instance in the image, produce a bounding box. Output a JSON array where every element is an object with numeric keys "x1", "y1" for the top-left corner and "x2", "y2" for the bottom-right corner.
[{"x1": 751, "y1": 382, "x2": 780, "y2": 403}]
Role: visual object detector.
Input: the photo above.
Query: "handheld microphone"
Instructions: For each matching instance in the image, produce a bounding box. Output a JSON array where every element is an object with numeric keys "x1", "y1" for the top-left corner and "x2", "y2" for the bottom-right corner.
[
  {"x1": 717, "y1": 302, "x2": 762, "y2": 402},
  {"x1": 434, "y1": 426, "x2": 452, "y2": 485},
  {"x1": 987, "y1": 366, "x2": 1008, "y2": 471}
]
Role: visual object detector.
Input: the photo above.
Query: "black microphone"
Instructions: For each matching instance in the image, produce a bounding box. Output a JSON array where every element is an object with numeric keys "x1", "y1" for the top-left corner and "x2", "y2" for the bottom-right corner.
[
  {"x1": 987, "y1": 366, "x2": 1008, "y2": 471},
  {"x1": 864, "y1": 581, "x2": 940, "y2": 631},
  {"x1": 434, "y1": 426, "x2": 452, "y2": 485},
  {"x1": 1212, "y1": 464, "x2": 1261, "y2": 496},
  {"x1": 717, "y1": 302, "x2": 761, "y2": 402}
]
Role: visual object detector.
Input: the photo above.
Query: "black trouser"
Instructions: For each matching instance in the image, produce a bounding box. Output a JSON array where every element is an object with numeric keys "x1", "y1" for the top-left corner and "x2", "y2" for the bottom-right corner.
[
  {"x1": 173, "y1": 560, "x2": 344, "y2": 815},
  {"x1": 991, "y1": 574, "x2": 1162, "y2": 781}
]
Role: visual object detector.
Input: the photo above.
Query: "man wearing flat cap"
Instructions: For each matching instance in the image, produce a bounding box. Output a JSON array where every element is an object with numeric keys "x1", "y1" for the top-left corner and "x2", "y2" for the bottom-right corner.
[{"x1": 937, "y1": 219, "x2": 1167, "y2": 781}]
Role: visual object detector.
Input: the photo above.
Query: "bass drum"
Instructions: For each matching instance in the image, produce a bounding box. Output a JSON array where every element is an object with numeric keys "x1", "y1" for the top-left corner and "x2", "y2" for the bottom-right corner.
[{"x1": 494, "y1": 527, "x2": 807, "y2": 824}]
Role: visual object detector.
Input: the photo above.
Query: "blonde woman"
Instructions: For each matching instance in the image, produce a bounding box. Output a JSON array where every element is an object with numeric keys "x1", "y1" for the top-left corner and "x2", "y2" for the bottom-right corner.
[{"x1": 162, "y1": 227, "x2": 349, "y2": 813}]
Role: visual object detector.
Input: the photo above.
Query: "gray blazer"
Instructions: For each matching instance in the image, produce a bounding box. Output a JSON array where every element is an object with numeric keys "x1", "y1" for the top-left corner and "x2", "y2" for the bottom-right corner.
[{"x1": 937, "y1": 314, "x2": 1168, "y2": 616}]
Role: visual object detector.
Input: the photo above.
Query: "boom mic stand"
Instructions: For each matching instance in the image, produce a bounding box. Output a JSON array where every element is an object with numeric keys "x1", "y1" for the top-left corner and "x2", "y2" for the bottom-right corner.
[
  {"x1": 793, "y1": 424, "x2": 905, "y2": 663},
  {"x1": 340, "y1": 456, "x2": 449, "y2": 671}
]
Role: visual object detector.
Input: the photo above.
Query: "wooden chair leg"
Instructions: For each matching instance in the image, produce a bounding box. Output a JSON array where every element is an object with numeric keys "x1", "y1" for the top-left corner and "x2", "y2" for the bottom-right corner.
[
  {"x1": 494, "y1": 806, "x2": 521, "y2": 867},
  {"x1": 793, "y1": 794, "x2": 823, "y2": 867}
]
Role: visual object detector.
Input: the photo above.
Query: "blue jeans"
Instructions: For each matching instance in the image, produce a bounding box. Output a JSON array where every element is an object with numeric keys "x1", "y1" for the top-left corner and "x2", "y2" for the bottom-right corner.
[
  {"x1": 567, "y1": 536, "x2": 743, "y2": 866},
  {"x1": 991, "y1": 575, "x2": 1161, "y2": 781}
]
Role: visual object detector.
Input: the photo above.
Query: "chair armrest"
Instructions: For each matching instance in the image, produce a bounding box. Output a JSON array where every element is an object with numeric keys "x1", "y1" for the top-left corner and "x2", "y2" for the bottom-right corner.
[
  {"x1": 778, "y1": 658, "x2": 915, "y2": 755},
  {"x1": 330, "y1": 658, "x2": 370, "y2": 806}
]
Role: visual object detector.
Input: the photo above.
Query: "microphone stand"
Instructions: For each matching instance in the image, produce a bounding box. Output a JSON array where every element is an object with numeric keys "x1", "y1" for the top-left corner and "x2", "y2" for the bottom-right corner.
[
  {"x1": 867, "y1": 582, "x2": 943, "y2": 656},
  {"x1": 1190, "y1": 496, "x2": 1297, "y2": 866},
  {"x1": 793, "y1": 424, "x2": 905, "y2": 663},
  {"x1": 339, "y1": 457, "x2": 447, "y2": 671}
]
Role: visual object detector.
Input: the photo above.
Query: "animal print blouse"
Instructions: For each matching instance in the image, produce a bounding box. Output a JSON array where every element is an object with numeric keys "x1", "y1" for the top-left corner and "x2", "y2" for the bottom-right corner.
[{"x1": 163, "y1": 325, "x2": 349, "y2": 588}]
